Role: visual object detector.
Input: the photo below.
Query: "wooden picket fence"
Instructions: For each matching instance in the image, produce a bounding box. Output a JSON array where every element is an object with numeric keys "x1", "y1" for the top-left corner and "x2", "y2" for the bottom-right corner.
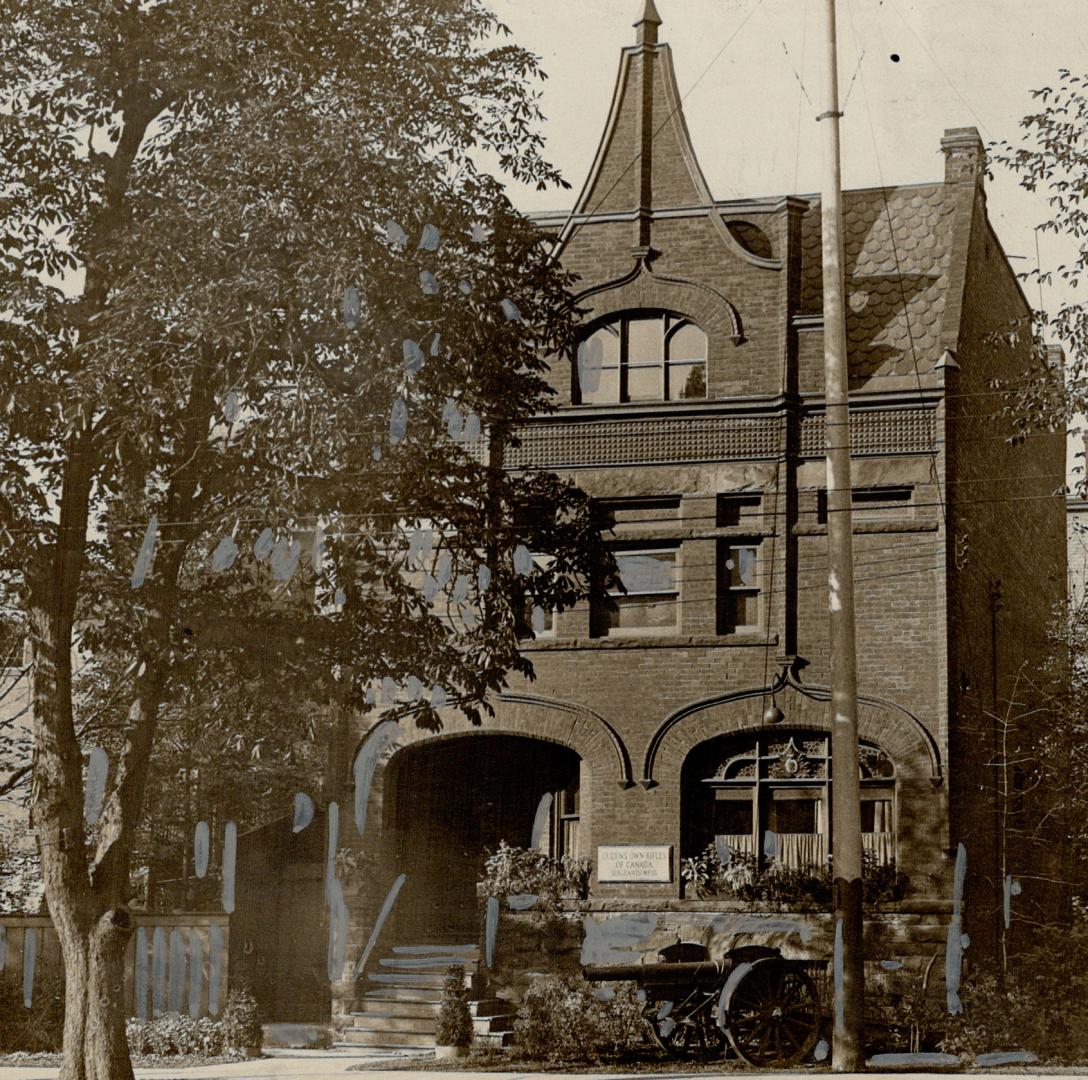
[{"x1": 0, "y1": 913, "x2": 230, "y2": 1020}]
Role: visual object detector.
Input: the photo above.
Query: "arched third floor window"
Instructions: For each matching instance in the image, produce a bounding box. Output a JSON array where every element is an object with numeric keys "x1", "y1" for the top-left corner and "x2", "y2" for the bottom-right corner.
[{"x1": 576, "y1": 310, "x2": 707, "y2": 404}]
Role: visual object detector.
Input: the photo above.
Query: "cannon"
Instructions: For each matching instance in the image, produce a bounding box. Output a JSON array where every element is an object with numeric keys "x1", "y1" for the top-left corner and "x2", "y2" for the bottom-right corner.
[{"x1": 584, "y1": 942, "x2": 823, "y2": 1067}]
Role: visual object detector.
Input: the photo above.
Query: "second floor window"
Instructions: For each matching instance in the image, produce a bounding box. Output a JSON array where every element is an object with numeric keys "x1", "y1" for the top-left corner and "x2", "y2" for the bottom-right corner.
[
  {"x1": 592, "y1": 546, "x2": 679, "y2": 636},
  {"x1": 576, "y1": 311, "x2": 707, "y2": 404},
  {"x1": 718, "y1": 541, "x2": 761, "y2": 633}
]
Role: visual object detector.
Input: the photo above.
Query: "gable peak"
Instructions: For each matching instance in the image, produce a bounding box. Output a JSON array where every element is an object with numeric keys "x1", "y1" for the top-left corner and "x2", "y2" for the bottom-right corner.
[{"x1": 634, "y1": 0, "x2": 663, "y2": 45}]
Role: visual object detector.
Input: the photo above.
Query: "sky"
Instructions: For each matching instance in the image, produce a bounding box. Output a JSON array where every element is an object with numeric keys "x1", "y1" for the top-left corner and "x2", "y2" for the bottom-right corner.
[{"x1": 490, "y1": 0, "x2": 1085, "y2": 310}]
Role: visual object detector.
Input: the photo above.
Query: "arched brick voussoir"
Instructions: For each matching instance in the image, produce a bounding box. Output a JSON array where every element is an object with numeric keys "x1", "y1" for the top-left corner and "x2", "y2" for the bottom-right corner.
[
  {"x1": 643, "y1": 682, "x2": 941, "y2": 787},
  {"x1": 350, "y1": 692, "x2": 634, "y2": 788},
  {"x1": 574, "y1": 261, "x2": 744, "y2": 347}
]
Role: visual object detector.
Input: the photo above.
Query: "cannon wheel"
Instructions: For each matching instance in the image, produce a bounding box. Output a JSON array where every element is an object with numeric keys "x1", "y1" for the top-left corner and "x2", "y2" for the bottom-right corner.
[
  {"x1": 645, "y1": 997, "x2": 726, "y2": 1060},
  {"x1": 725, "y1": 962, "x2": 820, "y2": 1068}
]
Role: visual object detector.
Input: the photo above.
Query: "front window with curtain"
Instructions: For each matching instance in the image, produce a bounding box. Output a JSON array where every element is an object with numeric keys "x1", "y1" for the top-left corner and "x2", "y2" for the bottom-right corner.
[
  {"x1": 682, "y1": 730, "x2": 896, "y2": 871},
  {"x1": 576, "y1": 310, "x2": 707, "y2": 404}
]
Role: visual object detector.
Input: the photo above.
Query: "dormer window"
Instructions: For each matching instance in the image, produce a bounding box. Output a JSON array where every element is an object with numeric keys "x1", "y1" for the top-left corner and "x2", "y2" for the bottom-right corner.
[{"x1": 576, "y1": 310, "x2": 707, "y2": 404}]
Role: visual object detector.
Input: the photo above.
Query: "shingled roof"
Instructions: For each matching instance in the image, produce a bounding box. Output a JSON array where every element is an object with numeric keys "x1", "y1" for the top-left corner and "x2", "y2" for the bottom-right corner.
[{"x1": 799, "y1": 183, "x2": 960, "y2": 379}]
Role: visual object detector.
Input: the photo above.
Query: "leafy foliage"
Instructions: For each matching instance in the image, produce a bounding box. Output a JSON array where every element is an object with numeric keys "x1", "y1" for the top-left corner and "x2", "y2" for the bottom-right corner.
[
  {"x1": 680, "y1": 844, "x2": 908, "y2": 906},
  {"x1": 940, "y1": 919, "x2": 1088, "y2": 1063},
  {"x1": 0, "y1": 0, "x2": 606, "y2": 1070},
  {"x1": 0, "y1": 823, "x2": 44, "y2": 914},
  {"x1": 864, "y1": 964, "x2": 948, "y2": 1056},
  {"x1": 0, "y1": 970, "x2": 65, "y2": 1053},
  {"x1": 480, "y1": 840, "x2": 592, "y2": 909},
  {"x1": 435, "y1": 966, "x2": 473, "y2": 1049},
  {"x1": 126, "y1": 1014, "x2": 226, "y2": 1058},
  {"x1": 511, "y1": 976, "x2": 648, "y2": 1064},
  {"x1": 987, "y1": 69, "x2": 1088, "y2": 458},
  {"x1": 221, "y1": 986, "x2": 262, "y2": 1053}
]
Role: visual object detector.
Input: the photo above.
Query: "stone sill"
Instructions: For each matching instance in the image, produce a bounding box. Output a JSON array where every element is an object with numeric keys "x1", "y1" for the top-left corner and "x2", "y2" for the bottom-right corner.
[
  {"x1": 520, "y1": 634, "x2": 778, "y2": 651},
  {"x1": 794, "y1": 521, "x2": 940, "y2": 535},
  {"x1": 537, "y1": 897, "x2": 954, "y2": 916}
]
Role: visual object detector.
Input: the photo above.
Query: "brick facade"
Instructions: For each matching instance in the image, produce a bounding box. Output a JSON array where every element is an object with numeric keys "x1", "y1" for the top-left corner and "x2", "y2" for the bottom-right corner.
[{"x1": 322, "y1": 9, "x2": 1066, "y2": 1024}]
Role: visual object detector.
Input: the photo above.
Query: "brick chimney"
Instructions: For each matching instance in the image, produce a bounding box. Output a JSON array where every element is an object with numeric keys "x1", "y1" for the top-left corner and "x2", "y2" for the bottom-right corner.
[{"x1": 941, "y1": 126, "x2": 986, "y2": 187}]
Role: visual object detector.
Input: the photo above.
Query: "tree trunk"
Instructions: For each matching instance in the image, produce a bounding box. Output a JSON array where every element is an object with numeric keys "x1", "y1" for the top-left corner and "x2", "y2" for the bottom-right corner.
[
  {"x1": 30, "y1": 598, "x2": 136, "y2": 1080},
  {"x1": 51, "y1": 901, "x2": 136, "y2": 1080}
]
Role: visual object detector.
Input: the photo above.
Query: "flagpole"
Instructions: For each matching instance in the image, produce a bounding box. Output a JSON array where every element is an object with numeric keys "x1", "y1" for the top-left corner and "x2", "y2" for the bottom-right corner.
[{"x1": 816, "y1": 0, "x2": 865, "y2": 1069}]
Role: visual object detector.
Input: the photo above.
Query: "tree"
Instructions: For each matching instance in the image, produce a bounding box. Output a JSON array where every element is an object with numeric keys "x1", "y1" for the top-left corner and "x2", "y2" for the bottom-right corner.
[
  {"x1": 0, "y1": 3, "x2": 605, "y2": 1076},
  {"x1": 988, "y1": 68, "x2": 1088, "y2": 453},
  {"x1": 79, "y1": 647, "x2": 329, "y2": 909}
]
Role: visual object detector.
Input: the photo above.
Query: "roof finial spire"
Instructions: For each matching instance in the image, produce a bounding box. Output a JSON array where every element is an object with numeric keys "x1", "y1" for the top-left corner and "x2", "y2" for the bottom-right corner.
[{"x1": 634, "y1": 0, "x2": 662, "y2": 46}]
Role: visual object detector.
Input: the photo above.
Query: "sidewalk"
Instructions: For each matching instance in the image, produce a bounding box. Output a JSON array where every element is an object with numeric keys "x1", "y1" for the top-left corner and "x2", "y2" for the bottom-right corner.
[
  {"x1": 1, "y1": 1049, "x2": 1080, "y2": 1080},
  {"x1": 4, "y1": 1057, "x2": 1083, "y2": 1078},
  {"x1": 0, "y1": 1047, "x2": 421, "y2": 1080}
]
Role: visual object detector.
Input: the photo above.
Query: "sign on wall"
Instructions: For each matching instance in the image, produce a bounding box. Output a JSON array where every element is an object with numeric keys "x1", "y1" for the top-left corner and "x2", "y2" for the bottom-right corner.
[{"x1": 597, "y1": 845, "x2": 673, "y2": 883}]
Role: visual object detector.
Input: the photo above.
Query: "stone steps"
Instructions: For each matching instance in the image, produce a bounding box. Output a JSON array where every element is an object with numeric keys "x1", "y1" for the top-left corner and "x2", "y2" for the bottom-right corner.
[
  {"x1": 363, "y1": 985, "x2": 444, "y2": 1002},
  {"x1": 355, "y1": 997, "x2": 442, "y2": 1018},
  {"x1": 391, "y1": 943, "x2": 480, "y2": 958},
  {"x1": 367, "y1": 970, "x2": 473, "y2": 989},
  {"x1": 341, "y1": 1028, "x2": 436, "y2": 1049},
  {"x1": 348, "y1": 941, "x2": 513, "y2": 1052},
  {"x1": 378, "y1": 956, "x2": 474, "y2": 972}
]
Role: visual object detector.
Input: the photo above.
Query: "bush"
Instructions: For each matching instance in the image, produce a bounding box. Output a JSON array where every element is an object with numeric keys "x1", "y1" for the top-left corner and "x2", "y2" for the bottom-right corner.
[
  {"x1": 0, "y1": 969, "x2": 64, "y2": 1053},
  {"x1": 511, "y1": 975, "x2": 648, "y2": 1064},
  {"x1": 481, "y1": 842, "x2": 591, "y2": 911},
  {"x1": 126, "y1": 1013, "x2": 226, "y2": 1057},
  {"x1": 680, "y1": 845, "x2": 908, "y2": 906},
  {"x1": 940, "y1": 921, "x2": 1088, "y2": 1064},
  {"x1": 864, "y1": 966, "x2": 948, "y2": 1054},
  {"x1": 435, "y1": 966, "x2": 473, "y2": 1048},
  {"x1": 221, "y1": 985, "x2": 262, "y2": 1052}
]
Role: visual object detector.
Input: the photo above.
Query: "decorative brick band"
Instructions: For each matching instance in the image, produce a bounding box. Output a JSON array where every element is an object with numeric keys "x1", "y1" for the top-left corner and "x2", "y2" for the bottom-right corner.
[
  {"x1": 506, "y1": 415, "x2": 780, "y2": 468},
  {"x1": 498, "y1": 407, "x2": 937, "y2": 469},
  {"x1": 800, "y1": 407, "x2": 937, "y2": 458}
]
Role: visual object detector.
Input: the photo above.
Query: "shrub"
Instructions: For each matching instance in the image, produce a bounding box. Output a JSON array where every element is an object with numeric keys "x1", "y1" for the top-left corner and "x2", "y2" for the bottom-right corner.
[
  {"x1": 864, "y1": 965, "x2": 947, "y2": 1054},
  {"x1": 0, "y1": 969, "x2": 64, "y2": 1053},
  {"x1": 511, "y1": 975, "x2": 648, "y2": 1064},
  {"x1": 940, "y1": 921, "x2": 1088, "y2": 1064},
  {"x1": 481, "y1": 842, "x2": 591, "y2": 911},
  {"x1": 221, "y1": 985, "x2": 262, "y2": 1052},
  {"x1": 126, "y1": 1013, "x2": 226, "y2": 1057},
  {"x1": 126, "y1": 1018, "x2": 148, "y2": 1056},
  {"x1": 435, "y1": 966, "x2": 473, "y2": 1048},
  {"x1": 680, "y1": 844, "x2": 908, "y2": 905}
]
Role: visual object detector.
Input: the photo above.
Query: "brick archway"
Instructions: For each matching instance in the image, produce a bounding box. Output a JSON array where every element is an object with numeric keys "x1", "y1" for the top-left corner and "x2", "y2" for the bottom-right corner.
[
  {"x1": 644, "y1": 680, "x2": 940, "y2": 787},
  {"x1": 352, "y1": 691, "x2": 633, "y2": 790},
  {"x1": 574, "y1": 256, "x2": 744, "y2": 349}
]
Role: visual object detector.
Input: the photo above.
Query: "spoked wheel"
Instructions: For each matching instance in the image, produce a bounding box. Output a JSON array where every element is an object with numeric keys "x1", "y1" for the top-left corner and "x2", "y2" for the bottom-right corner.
[
  {"x1": 645, "y1": 997, "x2": 727, "y2": 1060},
  {"x1": 725, "y1": 963, "x2": 821, "y2": 1068}
]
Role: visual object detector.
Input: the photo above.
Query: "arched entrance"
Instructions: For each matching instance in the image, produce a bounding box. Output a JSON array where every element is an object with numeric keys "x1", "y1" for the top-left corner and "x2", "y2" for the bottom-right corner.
[{"x1": 384, "y1": 734, "x2": 583, "y2": 942}]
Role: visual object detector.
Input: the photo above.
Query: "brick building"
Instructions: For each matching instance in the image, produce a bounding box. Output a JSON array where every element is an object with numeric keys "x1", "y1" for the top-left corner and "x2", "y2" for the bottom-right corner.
[{"x1": 236, "y1": 4, "x2": 1067, "y2": 1036}]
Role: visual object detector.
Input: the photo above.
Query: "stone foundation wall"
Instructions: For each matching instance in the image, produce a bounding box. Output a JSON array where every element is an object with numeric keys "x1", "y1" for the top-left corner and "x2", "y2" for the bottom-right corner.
[{"x1": 485, "y1": 901, "x2": 953, "y2": 1007}]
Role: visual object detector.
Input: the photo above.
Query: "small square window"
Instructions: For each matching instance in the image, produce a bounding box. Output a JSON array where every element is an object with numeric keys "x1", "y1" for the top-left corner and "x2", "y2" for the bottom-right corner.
[
  {"x1": 817, "y1": 486, "x2": 913, "y2": 524},
  {"x1": 769, "y1": 796, "x2": 821, "y2": 835},
  {"x1": 716, "y1": 493, "x2": 762, "y2": 527}
]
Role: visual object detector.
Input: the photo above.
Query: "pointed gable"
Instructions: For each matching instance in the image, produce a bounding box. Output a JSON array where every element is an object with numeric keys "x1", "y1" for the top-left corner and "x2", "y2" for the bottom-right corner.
[{"x1": 568, "y1": 5, "x2": 716, "y2": 224}]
